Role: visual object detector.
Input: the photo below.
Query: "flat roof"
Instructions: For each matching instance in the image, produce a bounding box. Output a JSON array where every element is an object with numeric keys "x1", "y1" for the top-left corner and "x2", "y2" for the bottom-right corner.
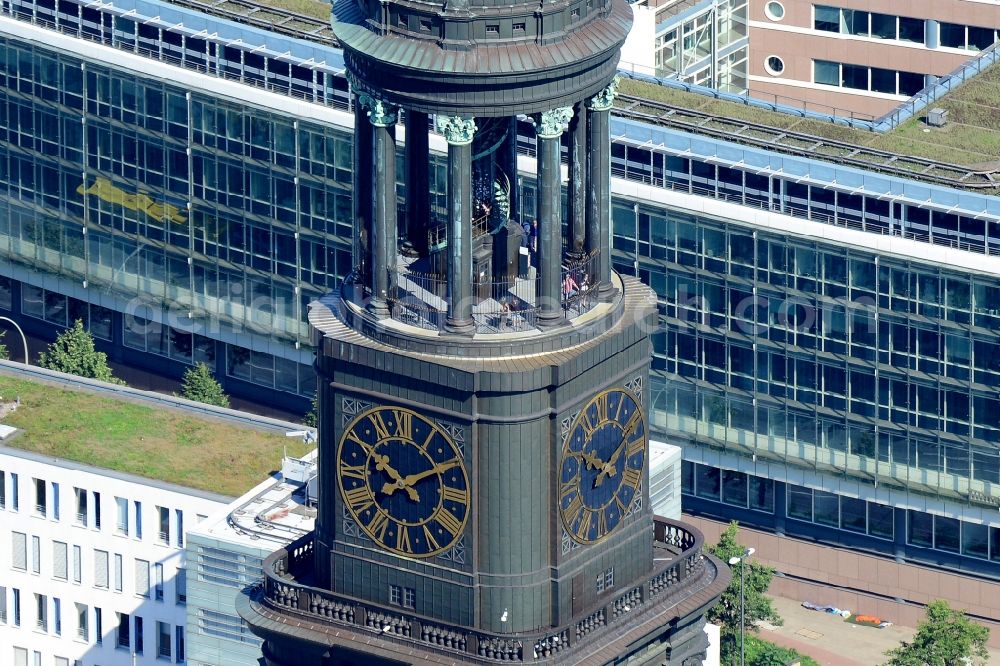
[
  {"x1": 616, "y1": 65, "x2": 1000, "y2": 192},
  {"x1": 0, "y1": 370, "x2": 312, "y2": 496},
  {"x1": 190, "y1": 450, "x2": 317, "y2": 550}
]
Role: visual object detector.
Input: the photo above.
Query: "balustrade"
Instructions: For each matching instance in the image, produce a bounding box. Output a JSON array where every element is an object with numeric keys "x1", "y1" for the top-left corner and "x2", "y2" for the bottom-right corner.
[{"x1": 255, "y1": 517, "x2": 710, "y2": 663}]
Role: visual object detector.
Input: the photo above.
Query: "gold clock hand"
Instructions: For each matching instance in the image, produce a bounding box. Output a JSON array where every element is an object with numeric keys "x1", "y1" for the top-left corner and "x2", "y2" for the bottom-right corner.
[
  {"x1": 581, "y1": 449, "x2": 604, "y2": 471},
  {"x1": 595, "y1": 413, "x2": 642, "y2": 486},
  {"x1": 382, "y1": 459, "x2": 460, "y2": 496},
  {"x1": 374, "y1": 453, "x2": 420, "y2": 502}
]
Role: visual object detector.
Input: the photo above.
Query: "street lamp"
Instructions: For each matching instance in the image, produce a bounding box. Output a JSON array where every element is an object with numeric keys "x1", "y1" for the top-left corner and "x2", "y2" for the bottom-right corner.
[
  {"x1": 728, "y1": 547, "x2": 756, "y2": 666},
  {"x1": 0, "y1": 317, "x2": 29, "y2": 364}
]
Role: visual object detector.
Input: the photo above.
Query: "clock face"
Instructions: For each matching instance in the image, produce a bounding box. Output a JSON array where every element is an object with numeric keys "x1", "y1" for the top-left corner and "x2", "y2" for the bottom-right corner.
[
  {"x1": 337, "y1": 406, "x2": 470, "y2": 558},
  {"x1": 559, "y1": 388, "x2": 646, "y2": 545}
]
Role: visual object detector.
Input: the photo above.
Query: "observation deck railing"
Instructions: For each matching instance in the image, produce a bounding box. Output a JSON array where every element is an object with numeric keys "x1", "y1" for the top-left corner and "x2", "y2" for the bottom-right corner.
[
  {"x1": 385, "y1": 252, "x2": 601, "y2": 334},
  {"x1": 249, "y1": 516, "x2": 717, "y2": 664}
]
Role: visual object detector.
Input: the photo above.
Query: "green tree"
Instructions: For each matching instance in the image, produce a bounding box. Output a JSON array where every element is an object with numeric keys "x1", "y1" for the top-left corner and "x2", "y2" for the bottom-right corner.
[
  {"x1": 179, "y1": 362, "x2": 230, "y2": 408},
  {"x1": 38, "y1": 320, "x2": 123, "y2": 384},
  {"x1": 883, "y1": 600, "x2": 990, "y2": 666},
  {"x1": 708, "y1": 522, "x2": 783, "y2": 666},
  {"x1": 303, "y1": 393, "x2": 318, "y2": 427},
  {"x1": 0, "y1": 330, "x2": 8, "y2": 360}
]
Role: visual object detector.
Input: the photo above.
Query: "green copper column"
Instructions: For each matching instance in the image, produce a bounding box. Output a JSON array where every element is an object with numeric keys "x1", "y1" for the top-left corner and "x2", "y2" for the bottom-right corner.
[
  {"x1": 352, "y1": 92, "x2": 373, "y2": 280},
  {"x1": 436, "y1": 115, "x2": 477, "y2": 335},
  {"x1": 587, "y1": 77, "x2": 619, "y2": 301},
  {"x1": 568, "y1": 102, "x2": 588, "y2": 259},
  {"x1": 534, "y1": 107, "x2": 572, "y2": 329},
  {"x1": 360, "y1": 95, "x2": 399, "y2": 317}
]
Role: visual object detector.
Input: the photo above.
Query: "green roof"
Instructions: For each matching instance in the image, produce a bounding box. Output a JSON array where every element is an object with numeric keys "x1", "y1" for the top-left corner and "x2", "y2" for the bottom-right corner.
[
  {"x1": 0, "y1": 374, "x2": 312, "y2": 496},
  {"x1": 616, "y1": 65, "x2": 1000, "y2": 192}
]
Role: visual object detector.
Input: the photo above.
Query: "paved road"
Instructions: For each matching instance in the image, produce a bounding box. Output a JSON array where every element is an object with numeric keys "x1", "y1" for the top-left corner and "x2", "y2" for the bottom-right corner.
[{"x1": 759, "y1": 595, "x2": 1000, "y2": 665}]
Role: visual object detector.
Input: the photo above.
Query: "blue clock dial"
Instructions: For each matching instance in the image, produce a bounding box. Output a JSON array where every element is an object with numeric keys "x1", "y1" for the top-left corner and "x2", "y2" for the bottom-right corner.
[
  {"x1": 337, "y1": 407, "x2": 470, "y2": 558},
  {"x1": 559, "y1": 388, "x2": 646, "y2": 545}
]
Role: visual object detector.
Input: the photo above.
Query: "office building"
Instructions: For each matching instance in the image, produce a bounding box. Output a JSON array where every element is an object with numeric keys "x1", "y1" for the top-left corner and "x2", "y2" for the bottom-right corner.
[
  {"x1": 0, "y1": 0, "x2": 998, "y2": 647},
  {"x1": 0, "y1": 445, "x2": 228, "y2": 665}
]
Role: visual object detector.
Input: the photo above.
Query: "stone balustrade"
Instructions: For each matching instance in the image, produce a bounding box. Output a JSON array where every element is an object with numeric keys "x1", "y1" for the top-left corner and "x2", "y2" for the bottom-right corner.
[{"x1": 252, "y1": 517, "x2": 717, "y2": 664}]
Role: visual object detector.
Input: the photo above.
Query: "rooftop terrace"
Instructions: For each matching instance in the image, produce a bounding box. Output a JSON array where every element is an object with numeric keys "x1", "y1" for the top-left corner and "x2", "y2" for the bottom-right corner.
[{"x1": 0, "y1": 368, "x2": 312, "y2": 496}]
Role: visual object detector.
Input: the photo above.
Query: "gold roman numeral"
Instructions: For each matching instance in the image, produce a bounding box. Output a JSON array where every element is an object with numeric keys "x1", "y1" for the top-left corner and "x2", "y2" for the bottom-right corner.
[
  {"x1": 596, "y1": 509, "x2": 608, "y2": 536},
  {"x1": 369, "y1": 412, "x2": 391, "y2": 440},
  {"x1": 575, "y1": 509, "x2": 593, "y2": 540},
  {"x1": 442, "y1": 486, "x2": 468, "y2": 507},
  {"x1": 626, "y1": 433, "x2": 645, "y2": 458},
  {"x1": 340, "y1": 464, "x2": 367, "y2": 481},
  {"x1": 622, "y1": 466, "x2": 643, "y2": 490},
  {"x1": 392, "y1": 410, "x2": 413, "y2": 441},
  {"x1": 367, "y1": 510, "x2": 390, "y2": 542},
  {"x1": 593, "y1": 393, "x2": 609, "y2": 424},
  {"x1": 560, "y1": 481, "x2": 578, "y2": 503},
  {"x1": 614, "y1": 392, "x2": 626, "y2": 423},
  {"x1": 344, "y1": 486, "x2": 373, "y2": 514},
  {"x1": 396, "y1": 527, "x2": 413, "y2": 554},
  {"x1": 420, "y1": 431, "x2": 435, "y2": 451},
  {"x1": 436, "y1": 507, "x2": 464, "y2": 537},
  {"x1": 423, "y1": 524, "x2": 441, "y2": 552},
  {"x1": 563, "y1": 494, "x2": 584, "y2": 528}
]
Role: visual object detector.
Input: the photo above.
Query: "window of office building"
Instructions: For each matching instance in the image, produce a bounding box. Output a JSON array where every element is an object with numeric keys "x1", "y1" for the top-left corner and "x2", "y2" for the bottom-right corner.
[
  {"x1": 814, "y1": 6, "x2": 924, "y2": 44},
  {"x1": 226, "y1": 344, "x2": 314, "y2": 396},
  {"x1": 682, "y1": 462, "x2": 775, "y2": 513},
  {"x1": 123, "y1": 316, "x2": 215, "y2": 367},
  {"x1": 786, "y1": 485, "x2": 894, "y2": 540},
  {"x1": 20, "y1": 286, "x2": 113, "y2": 340},
  {"x1": 940, "y1": 23, "x2": 999, "y2": 51},
  {"x1": 813, "y1": 60, "x2": 925, "y2": 96}
]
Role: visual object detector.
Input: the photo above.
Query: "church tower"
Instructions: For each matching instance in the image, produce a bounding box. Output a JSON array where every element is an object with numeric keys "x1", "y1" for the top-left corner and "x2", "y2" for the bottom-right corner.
[{"x1": 238, "y1": 0, "x2": 729, "y2": 661}]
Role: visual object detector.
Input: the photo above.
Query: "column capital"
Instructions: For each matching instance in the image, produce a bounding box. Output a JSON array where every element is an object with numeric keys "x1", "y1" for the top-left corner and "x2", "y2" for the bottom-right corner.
[
  {"x1": 532, "y1": 107, "x2": 573, "y2": 139},
  {"x1": 358, "y1": 93, "x2": 399, "y2": 127},
  {"x1": 435, "y1": 115, "x2": 477, "y2": 145},
  {"x1": 587, "y1": 75, "x2": 620, "y2": 112}
]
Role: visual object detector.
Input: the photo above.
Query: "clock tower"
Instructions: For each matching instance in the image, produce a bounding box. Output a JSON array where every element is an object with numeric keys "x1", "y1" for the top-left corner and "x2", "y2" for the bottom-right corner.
[{"x1": 238, "y1": 0, "x2": 729, "y2": 660}]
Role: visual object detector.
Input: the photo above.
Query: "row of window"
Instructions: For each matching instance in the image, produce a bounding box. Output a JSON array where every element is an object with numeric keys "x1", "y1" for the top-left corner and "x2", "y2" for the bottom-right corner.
[
  {"x1": 814, "y1": 6, "x2": 1000, "y2": 52},
  {"x1": 814, "y1": 60, "x2": 926, "y2": 97},
  {"x1": 684, "y1": 466, "x2": 1000, "y2": 564},
  {"x1": 9, "y1": 530, "x2": 187, "y2": 601},
  {"x1": 1, "y1": 589, "x2": 186, "y2": 661},
  {"x1": 20, "y1": 284, "x2": 112, "y2": 340},
  {"x1": 3, "y1": 0, "x2": 349, "y2": 110},
  {"x1": 604, "y1": 159, "x2": 1000, "y2": 260},
  {"x1": 655, "y1": 378, "x2": 1000, "y2": 488},
  {"x1": 813, "y1": 6, "x2": 925, "y2": 43},
  {"x1": 681, "y1": 462, "x2": 775, "y2": 513}
]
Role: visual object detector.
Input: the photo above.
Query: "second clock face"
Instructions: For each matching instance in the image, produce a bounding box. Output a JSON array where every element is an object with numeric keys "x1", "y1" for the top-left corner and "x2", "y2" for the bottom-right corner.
[
  {"x1": 560, "y1": 388, "x2": 647, "y2": 545},
  {"x1": 337, "y1": 406, "x2": 470, "y2": 558}
]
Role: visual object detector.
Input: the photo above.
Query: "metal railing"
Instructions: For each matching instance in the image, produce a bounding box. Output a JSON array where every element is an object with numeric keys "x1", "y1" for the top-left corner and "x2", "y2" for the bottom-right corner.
[
  {"x1": 610, "y1": 167, "x2": 1000, "y2": 257},
  {"x1": 875, "y1": 41, "x2": 1000, "y2": 131},
  {"x1": 253, "y1": 516, "x2": 712, "y2": 664},
  {"x1": 386, "y1": 252, "x2": 601, "y2": 334}
]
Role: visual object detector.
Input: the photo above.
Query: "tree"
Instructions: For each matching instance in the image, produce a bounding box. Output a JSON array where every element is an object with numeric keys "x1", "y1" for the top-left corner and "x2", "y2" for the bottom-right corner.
[
  {"x1": 179, "y1": 362, "x2": 230, "y2": 408},
  {"x1": 883, "y1": 600, "x2": 990, "y2": 666},
  {"x1": 708, "y1": 522, "x2": 783, "y2": 666},
  {"x1": 38, "y1": 320, "x2": 123, "y2": 384},
  {"x1": 303, "y1": 393, "x2": 318, "y2": 427},
  {"x1": 0, "y1": 330, "x2": 8, "y2": 361}
]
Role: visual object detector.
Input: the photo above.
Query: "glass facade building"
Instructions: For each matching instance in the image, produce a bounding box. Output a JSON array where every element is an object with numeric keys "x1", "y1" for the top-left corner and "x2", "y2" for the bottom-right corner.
[{"x1": 0, "y1": 0, "x2": 999, "y2": 585}]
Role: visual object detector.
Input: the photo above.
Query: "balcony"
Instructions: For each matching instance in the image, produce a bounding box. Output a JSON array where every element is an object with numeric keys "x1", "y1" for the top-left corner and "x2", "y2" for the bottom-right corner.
[{"x1": 242, "y1": 517, "x2": 728, "y2": 664}]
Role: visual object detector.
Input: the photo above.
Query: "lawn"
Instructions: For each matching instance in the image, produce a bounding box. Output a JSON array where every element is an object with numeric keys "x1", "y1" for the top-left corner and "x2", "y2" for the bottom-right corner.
[{"x1": 0, "y1": 376, "x2": 311, "y2": 497}]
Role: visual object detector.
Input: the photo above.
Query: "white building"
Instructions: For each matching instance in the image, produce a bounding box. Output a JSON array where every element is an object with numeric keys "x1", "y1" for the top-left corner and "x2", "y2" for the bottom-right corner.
[
  {"x1": 0, "y1": 446, "x2": 229, "y2": 666},
  {"x1": 185, "y1": 453, "x2": 317, "y2": 666}
]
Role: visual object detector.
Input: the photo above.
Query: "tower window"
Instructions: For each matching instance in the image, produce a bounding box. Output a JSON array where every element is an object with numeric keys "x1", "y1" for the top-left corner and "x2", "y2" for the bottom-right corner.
[
  {"x1": 514, "y1": 22, "x2": 526, "y2": 33},
  {"x1": 571, "y1": 8, "x2": 579, "y2": 19},
  {"x1": 596, "y1": 567, "x2": 614, "y2": 592},
  {"x1": 389, "y1": 585, "x2": 416, "y2": 608},
  {"x1": 419, "y1": 19, "x2": 431, "y2": 32},
  {"x1": 486, "y1": 24, "x2": 500, "y2": 35}
]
